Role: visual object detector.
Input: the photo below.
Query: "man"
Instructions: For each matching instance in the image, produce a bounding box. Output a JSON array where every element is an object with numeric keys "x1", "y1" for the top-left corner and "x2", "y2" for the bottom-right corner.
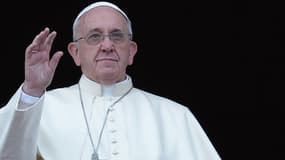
[{"x1": 0, "y1": 1, "x2": 221, "y2": 160}]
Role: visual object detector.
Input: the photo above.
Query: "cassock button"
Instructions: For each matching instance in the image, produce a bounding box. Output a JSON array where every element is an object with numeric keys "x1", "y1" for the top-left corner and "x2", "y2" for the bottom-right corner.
[
  {"x1": 112, "y1": 151, "x2": 119, "y2": 156},
  {"x1": 110, "y1": 129, "x2": 117, "y2": 133}
]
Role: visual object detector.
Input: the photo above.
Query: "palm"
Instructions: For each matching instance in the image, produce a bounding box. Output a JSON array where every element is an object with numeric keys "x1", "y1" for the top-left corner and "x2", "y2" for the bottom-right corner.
[{"x1": 24, "y1": 28, "x2": 63, "y2": 96}]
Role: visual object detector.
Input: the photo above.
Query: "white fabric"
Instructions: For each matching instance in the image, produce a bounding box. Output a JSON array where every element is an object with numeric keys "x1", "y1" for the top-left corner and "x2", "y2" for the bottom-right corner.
[
  {"x1": 0, "y1": 75, "x2": 221, "y2": 160},
  {"x1": 0, "y1": 87, "x2": 44, "y2": 160},
  {"x1": 73, "y1": 1, "x2": 132, "y2": 34},
  {"x1": 74, "y1": 1, "x2": 130, "y2": 24},
  {"x1": 21, "y1": 90, "x2": 40, "y2": 104}
]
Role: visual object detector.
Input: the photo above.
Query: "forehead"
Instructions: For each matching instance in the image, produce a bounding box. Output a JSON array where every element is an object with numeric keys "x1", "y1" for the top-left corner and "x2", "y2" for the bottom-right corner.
[{"x1": 79, "y1": 6, "x2": 128, "y2": 33}]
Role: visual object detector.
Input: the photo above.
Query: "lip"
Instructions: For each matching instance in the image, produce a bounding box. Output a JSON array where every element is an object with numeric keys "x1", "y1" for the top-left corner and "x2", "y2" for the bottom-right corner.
[{"x1": 96, "y1": 58, "x2": 118, "y2": 62}]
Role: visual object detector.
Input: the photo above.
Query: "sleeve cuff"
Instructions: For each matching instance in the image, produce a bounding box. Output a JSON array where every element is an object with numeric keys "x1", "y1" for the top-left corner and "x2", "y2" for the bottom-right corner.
[{"x1": 20, "y1": 90, "x2": 41, "y2": 104}]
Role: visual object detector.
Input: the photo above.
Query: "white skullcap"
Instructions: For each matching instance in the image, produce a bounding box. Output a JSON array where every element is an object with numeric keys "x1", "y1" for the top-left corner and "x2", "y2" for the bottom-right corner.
[
  {"x1": 72, "y1": 1, "x2": 132, "y2": 40},
  {"x1": 74, "y1": 1, "x2": 130, "y2": 24}
]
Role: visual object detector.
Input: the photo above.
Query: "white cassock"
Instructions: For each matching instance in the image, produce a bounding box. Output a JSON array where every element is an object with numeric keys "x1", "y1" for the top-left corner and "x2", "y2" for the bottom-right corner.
[{"x1": 0, "y1": 74, "x2": 221, "y2": 160}]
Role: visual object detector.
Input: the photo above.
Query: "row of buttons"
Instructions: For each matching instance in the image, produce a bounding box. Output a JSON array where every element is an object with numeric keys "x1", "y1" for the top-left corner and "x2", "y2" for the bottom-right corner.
[{"x1": 108, "y1": 108, "x2": 120, "y2": 158}]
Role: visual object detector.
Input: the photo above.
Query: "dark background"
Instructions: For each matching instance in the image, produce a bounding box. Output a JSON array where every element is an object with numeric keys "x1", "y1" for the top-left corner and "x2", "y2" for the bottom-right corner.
[{"x1": 0, "y1": 0, "x2": 284, "y2": 159}]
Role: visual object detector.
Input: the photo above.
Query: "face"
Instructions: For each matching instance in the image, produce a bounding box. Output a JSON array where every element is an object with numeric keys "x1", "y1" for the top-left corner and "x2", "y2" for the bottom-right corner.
[{"x1": 68, "y1": 6, "x2": 137, "y2": 84}]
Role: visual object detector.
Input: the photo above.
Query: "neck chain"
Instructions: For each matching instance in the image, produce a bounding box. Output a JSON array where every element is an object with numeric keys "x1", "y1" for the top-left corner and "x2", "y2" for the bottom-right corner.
[{"x1": 78, "y1": 83, "x2": 132, "y2": 160}]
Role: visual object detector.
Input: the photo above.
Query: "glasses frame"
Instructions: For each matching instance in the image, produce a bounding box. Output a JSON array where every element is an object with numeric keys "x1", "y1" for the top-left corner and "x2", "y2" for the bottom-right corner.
[{"x1": 74, "y1": 31, "x2": 133, "y2": 45}]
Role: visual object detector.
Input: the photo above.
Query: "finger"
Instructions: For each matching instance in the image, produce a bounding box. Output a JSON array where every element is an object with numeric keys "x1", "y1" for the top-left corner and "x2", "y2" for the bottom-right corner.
[
  {"x1": 49, "y1": 51, "x2": 64, "y2": 72},
  {"x1": 32, "y1": 28, "x2": 50, "y2": 48},
  {"x1": 43, "y1": 31, "x2": 57, "y2": 52},
  {"x1": 36, "y1": 27, "x2": 50, "y2": 45},
  {"x1": 26, "y1": 42, "x2": 40, "y2": 59},
  {"x1": 46, "y1": 31, "x2": 57, "y2": 45},
  {"x1": 26, "y1": 28, "x2": 50, "y2": 58}
]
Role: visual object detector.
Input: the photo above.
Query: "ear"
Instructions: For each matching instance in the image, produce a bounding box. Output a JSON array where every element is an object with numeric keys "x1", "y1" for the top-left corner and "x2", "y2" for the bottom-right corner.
[
  {"x1": 128, "y1": 41, "x2": 138, "y2": 65},
  {"x1": 68, "y1": 42, "x2": 81, "y2": 66}
]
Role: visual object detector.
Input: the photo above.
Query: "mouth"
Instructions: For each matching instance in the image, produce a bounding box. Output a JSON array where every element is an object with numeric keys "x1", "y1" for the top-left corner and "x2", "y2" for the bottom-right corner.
[{"x1": 96, "y1": 58, "x2": 118, "y2": 62}]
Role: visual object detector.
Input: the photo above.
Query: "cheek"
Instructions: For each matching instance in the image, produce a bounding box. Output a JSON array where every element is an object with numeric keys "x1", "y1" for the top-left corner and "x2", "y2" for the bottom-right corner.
[
  {"x1": 79, "y1": 47, "x2": 98, "y2": 65},
  {"x1": 77, "y1": 52, "x2": 92, "y2": 68},
  {"x1": 119, "y1": 53, "x2": 131, "y2": 66},
  {"x1": 81, "y1": 54, "x2": 94, "y2": 66}
]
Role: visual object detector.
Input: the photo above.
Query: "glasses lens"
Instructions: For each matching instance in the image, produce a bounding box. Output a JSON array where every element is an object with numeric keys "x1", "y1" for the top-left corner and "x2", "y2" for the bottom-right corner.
[
  {"x1": 110, "y1": 32, "x2": 125, "y2": 43},
  {"x1": 87, "y1": 33, "x2": 102, "y2": 45},
  {"x1": 84, "y1": 32, "x2": 130, "y2": 45}
]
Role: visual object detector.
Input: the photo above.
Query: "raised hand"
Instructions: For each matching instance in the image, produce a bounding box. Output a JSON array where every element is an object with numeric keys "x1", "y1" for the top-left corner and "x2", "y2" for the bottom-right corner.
[{"x1": 23, "y1": 27, "x2": 63, "y2": 97}]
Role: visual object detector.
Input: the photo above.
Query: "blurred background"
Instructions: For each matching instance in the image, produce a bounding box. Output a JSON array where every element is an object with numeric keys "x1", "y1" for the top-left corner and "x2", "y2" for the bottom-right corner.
[{"x1": 0, "y1": 0, "x2": 284, "y2": 159}]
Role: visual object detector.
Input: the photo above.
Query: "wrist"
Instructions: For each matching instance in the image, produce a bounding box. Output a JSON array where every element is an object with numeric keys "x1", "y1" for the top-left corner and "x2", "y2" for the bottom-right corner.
[{"x1": 22, "y1": 83, "x2": 45, "y2": 97}]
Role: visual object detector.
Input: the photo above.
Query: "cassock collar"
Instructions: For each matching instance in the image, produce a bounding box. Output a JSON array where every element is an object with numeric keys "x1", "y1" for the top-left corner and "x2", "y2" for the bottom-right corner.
[{"x1": 78, "y1": 74, "x2": 133, "y2": 97}]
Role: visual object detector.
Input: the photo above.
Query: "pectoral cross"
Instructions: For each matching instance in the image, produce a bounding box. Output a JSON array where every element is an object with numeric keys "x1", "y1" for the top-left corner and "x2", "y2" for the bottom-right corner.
[{"x1": 92, "y1": 152, "x2": 99, "y2": 160}]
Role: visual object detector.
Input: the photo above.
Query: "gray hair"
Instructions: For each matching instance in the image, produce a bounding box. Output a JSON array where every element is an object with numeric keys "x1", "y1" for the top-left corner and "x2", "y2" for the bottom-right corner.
[{"x1": 72, "y1": 1, "x2": 133, "y2": 41}]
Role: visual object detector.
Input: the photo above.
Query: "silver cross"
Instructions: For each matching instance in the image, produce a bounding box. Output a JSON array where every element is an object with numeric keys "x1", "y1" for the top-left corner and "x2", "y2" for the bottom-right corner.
[{"x1": 91, "y1": 152, "x2": 99, "y2": 160}]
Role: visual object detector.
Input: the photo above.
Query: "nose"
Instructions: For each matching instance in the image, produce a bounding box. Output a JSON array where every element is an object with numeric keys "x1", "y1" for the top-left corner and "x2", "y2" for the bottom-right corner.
[{"x1": 100, "y1": 36, "x2": 114, "y2": 52}]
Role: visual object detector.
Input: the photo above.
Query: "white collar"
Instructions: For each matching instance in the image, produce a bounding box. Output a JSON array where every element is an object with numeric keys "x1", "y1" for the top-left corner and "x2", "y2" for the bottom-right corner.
[{"x1": 78, "y1": 74, "x2": 133, "y2": 97}]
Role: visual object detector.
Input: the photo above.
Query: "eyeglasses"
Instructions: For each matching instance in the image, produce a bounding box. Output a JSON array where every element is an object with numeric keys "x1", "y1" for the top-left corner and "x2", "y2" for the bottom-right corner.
[{"x1": 75, "y1": 31, "x2": 132, "y2": 45}]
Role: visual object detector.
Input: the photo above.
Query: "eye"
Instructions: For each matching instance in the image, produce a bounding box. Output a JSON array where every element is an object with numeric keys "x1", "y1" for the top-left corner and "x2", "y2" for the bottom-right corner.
[
  {"x1": 110, "y1": 32, "x2": 124, "y2": 41},
  {"x1": 88, "y1": 33, "x2": 102, "y2": 41}
]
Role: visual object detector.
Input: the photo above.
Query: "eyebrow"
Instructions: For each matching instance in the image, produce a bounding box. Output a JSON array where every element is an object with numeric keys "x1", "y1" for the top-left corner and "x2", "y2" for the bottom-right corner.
[{"x1": 86, "y1": 28, "x2": 123, "y2": 35}]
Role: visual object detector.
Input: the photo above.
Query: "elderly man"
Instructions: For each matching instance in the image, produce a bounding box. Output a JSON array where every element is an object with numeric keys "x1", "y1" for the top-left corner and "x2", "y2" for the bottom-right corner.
[{"x1": 0, "y1": 1, "x2": 221, "y2": 160}]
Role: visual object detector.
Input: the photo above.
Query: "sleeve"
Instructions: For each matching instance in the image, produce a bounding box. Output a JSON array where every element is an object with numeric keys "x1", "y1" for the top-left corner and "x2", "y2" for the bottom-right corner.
[
  {"x1": 177, "y1": 107, "x2": 222, "y2": 160},
  {"x1": 18, "y1": 88, "x2": 41, "y2": 111},
  {"x1": 0, "y1": 85, "x2": 45, "y2": 160}
]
